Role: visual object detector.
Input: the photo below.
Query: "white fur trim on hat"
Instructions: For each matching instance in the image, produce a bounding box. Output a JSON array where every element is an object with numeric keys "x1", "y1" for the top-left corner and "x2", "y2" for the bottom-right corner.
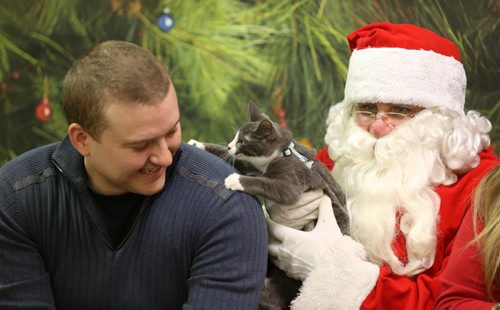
[{"x1": 344, "y1": 47, "x2": 466, "y2": 114}]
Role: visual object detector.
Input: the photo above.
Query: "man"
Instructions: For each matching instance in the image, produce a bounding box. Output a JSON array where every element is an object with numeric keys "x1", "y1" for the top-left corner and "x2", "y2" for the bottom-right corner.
[
  {"x1": 0, "y1": 41, "x2": 268, "y2": 308},
  {"x1": 267, "y1": 22, "x2": 499, "y2": 309}
]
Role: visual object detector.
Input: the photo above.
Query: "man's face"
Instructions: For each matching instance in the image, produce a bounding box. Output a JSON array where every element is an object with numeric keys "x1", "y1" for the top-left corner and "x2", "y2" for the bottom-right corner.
[{"x1": 83, "y1": 85, "x2": 182, "y2": 195}]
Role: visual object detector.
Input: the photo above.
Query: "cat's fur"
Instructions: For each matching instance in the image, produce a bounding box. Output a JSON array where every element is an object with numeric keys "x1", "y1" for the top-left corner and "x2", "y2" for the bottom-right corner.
[{"x1": 190, "y1": 101, "x2": 348, "y2": 309}]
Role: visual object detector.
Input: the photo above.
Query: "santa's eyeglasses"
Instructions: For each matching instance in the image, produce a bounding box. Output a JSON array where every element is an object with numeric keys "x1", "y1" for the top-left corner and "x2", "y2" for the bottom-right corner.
[{"x1": 352, "y1": 105, "x2": 422, "y2": 127}]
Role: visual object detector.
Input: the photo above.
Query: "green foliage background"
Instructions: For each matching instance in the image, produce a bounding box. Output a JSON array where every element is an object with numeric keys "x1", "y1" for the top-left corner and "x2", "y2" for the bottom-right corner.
[{"x1": 1, "y1": 0, "x2": 499, "y2": 166}]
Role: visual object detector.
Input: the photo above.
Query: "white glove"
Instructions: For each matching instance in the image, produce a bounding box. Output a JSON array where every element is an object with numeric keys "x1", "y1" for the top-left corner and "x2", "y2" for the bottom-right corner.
[
  {"x1": 267, "y1": 195, "x2": 339, "y2": 280},
  {"x1": 268, "y1": 196, "x2": 380, "y2": 309},
  {"x1": 187, "y1": 139, "x2": 205, "y2": 150},
  {"x1": 266, "y1": 189, "x2": 324, "y2": 230}
]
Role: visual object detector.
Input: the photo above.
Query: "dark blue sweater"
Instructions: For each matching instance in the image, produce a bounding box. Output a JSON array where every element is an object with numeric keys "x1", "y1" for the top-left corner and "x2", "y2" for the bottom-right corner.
[{"x1": 0, "y1": 137, "x2": 268, "y2": 309}]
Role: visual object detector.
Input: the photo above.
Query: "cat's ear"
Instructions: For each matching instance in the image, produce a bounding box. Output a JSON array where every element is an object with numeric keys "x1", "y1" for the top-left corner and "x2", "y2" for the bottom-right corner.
[
  {"x1": 248, "y1": 100, "x2": 268, "y2": 122},
  {"x1": 255, "y1": 119, "x2": 275, "y2": 138}
]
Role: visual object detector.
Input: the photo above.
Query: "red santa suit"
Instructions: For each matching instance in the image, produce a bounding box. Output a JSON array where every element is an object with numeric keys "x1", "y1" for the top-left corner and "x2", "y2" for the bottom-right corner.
[
  {"x1": 315, "y1": 146, "x2": 499, "y2": 309},
  {"x1": 285, "y1": 23, "x2": 500, "y2": 309}
]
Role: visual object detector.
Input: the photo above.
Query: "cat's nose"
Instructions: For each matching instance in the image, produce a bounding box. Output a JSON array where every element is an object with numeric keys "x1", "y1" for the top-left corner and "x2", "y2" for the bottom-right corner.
[{"x1": 227, "y1": 146, "x2": 236, "y2": 156}]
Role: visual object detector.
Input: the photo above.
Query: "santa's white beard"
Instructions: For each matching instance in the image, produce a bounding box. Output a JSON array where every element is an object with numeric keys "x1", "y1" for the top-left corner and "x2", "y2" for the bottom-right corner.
[{"x1": 324, "y1": 101, "x2": 491, "y2": 276}]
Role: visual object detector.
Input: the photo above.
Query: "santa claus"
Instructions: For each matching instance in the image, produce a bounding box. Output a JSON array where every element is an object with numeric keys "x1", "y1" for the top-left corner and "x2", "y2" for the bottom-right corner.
[{"x1": 267, "y1": 22, "x2": 499, "y2": 309}]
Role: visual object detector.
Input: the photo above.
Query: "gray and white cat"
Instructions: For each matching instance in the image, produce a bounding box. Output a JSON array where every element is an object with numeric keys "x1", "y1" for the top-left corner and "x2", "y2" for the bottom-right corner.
[
  {"x1": 190, "y1": 101, "x2": 348, "y2": 232},
  {"x1": 189, "y1": 101, "x2": 348, "y2": 309}
]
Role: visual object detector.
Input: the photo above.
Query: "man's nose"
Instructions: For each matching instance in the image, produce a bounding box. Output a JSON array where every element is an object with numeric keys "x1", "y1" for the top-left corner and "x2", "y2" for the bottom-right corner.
[{"x1": 150, "y1": 138, "x2": 173, "y2": 166}]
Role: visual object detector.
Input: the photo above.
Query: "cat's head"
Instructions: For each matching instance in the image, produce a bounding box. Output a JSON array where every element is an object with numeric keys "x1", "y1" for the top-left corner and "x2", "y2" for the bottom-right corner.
[{"x1": 228, "y1": 101, "x2": 292, "y2": 159}]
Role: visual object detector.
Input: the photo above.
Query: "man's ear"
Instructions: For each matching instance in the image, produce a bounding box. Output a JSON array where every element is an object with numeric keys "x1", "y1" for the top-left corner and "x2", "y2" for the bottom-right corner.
[{"x1": 68, "y1": 123, "x2": 90, "y2": 156}]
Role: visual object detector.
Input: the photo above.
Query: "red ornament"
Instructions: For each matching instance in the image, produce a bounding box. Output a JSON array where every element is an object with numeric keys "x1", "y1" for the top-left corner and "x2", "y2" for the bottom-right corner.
[
  {"x1": 276, "y1": 108, "x2": 288, "y2": 128},
  {"x1": 35, "y1": 98, "x2": 52, "y2": 121},
  {"x1": 10, "y1": 70, "x2": 21, "y2": 80},
  {"x1": 0, "y1": 82, "x2": 7, "y2": 99}
]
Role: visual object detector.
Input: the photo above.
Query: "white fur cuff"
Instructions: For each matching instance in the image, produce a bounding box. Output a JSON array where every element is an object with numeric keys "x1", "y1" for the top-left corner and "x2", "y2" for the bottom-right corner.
[{"x1": 291, "y1": 236, "x2": 380, "y2": 309}]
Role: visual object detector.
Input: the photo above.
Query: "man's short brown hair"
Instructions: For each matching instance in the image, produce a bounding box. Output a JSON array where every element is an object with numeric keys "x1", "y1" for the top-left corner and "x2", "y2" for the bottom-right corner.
[{"x1": 62, "y1": 40, "x2": 171, "y2": 140}]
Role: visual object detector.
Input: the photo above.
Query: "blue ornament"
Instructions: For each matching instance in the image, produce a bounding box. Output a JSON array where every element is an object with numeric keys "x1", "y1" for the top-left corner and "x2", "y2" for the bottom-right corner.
[{"x1": 157, "y1": 9, "x2": 175, "y2": 32}]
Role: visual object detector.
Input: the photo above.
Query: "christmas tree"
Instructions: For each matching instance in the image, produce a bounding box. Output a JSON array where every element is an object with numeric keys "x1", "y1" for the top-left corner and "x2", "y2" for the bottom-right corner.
[{"x1": 1, "y1": 0, "x2": 498, "y2": 165}]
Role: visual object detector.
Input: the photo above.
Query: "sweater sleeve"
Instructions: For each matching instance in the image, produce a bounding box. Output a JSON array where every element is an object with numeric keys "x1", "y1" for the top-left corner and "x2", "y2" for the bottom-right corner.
[
  {"x1": 0, "y1": 183, "x2": 56, "y2": 308},
  {"x1": 435, "y1": 208, "x2": 496, "y2": 310},
  {"x1": 184, "y1": 191, "x2": 268, "y2": 309}
]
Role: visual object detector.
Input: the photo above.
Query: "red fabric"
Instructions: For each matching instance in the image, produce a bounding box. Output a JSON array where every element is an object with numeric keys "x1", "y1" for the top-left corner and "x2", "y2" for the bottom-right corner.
[
  {"x1": 435, "y1": 208, "x2": 498, "y2": 309},
  {"x1": 315, "y1": 146, "x2": 334, "y2": 171},
  {"x1": 347, "y1": 22, "x2": 461, "y2": 61},
  {"x1": 391, "y1": 211, "x2": 408, "y2": 265},
  {"x1": 316, "y1": 146, "x2": 499, "y2": 310}
]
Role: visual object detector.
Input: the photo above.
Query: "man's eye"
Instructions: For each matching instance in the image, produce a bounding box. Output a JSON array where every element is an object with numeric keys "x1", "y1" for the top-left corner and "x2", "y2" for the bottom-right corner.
[
  {"x1": 393, "y1": 106, "x2": 410, "y2": 113},
  {"x1": 357, "y1": 103, "x2": 377, "y2": 111},
  {"x1": 131, "y1": 144, "x2": 148, "y2": 152},
  {"x1": 166, "y1": 128, "x2": 178, "y2": 137}
]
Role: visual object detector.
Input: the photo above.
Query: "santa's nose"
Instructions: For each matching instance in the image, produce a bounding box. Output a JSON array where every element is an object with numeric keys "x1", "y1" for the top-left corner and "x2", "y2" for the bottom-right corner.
[{"x1": 369, "y1": 118, "x2": 393, "y2": 138}]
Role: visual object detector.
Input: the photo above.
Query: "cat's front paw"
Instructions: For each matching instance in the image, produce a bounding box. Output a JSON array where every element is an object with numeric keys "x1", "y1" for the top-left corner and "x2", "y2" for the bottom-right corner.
[
  {"x1": 187, "y1": 139, "x2": 205, "y2": 150},
  {"x1": 225, "y1": 173, "x2": 244, "y2": 191}
]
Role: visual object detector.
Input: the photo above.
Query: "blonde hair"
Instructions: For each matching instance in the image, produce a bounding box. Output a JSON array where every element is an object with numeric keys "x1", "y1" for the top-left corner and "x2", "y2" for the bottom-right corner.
[{"x1": 472, "y1": 164, "x2": 500, "y2": 301}]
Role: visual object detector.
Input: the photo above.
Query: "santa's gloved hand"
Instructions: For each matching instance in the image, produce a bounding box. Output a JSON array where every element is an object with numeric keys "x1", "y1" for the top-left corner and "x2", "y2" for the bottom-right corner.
[
  {"x1": 187, "y1": 139, "x2": 205, "y2": 150},
  {"x1": 267, "y1": 195, "x2": 340, "y2": 280},
  {"x1": 268, "y1": 197, "x2": 380, "y2": 309},
  {"x1": 266, "y1": 189, "x2": 324, "y2": 230}
]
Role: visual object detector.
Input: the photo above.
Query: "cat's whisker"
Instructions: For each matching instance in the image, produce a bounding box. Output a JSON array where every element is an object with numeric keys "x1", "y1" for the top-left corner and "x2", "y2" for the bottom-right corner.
[
  {"x1": 229, "y1": 156, "x2": 236, "y2": 167},
  {"x1": 229, "y1": 156, "x2": 237, "y2": 167},
  {"x1": 221, "y1": 153, "x2": 235, "y2": 166},
  {"x1": 231, "y1": 121, "x2": 240, "y2": 132}
]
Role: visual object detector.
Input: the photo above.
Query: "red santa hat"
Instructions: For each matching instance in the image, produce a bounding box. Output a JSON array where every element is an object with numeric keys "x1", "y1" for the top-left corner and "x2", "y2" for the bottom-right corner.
[{"x1": 344, "y1": 22, "x2": 466, "y2": 114}]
